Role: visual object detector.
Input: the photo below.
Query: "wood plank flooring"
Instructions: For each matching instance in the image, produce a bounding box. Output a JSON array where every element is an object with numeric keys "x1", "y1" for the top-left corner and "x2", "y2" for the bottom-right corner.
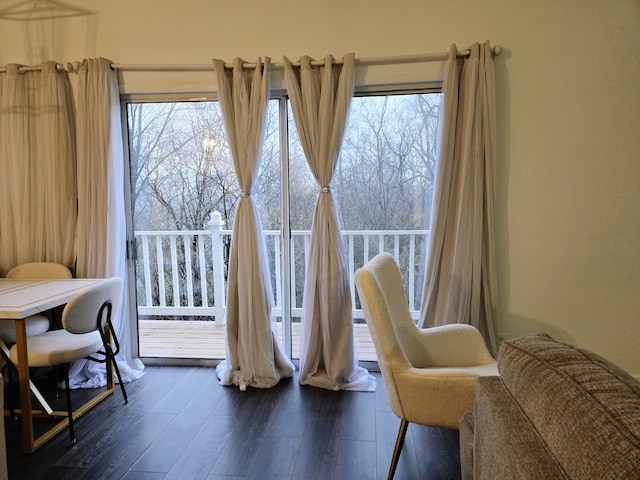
[
  {"x1": 5, "y1": 366, "x2": 462, "y2": 480},
  {"x1": 138, "y1": 320, "x2": 378, "y2": 361}
]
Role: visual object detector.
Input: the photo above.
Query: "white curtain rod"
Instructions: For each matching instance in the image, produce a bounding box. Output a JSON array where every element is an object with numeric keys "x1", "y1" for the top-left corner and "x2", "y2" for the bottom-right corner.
[
  {"x1": 111, "y1": 45, "x2": 502, "y2": 72},
  {"x1": 0, "y1": 45, "x2": 502, "y2": 74}
]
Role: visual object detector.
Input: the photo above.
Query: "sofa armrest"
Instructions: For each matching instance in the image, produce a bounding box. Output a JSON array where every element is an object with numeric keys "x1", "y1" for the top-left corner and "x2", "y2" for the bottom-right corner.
[
  {"x1": 473, "y1": 376, "x2": 568, "y2": 480},
  {"x1": 459, "y1": 412, "x2": 474, "y2": 480},
  {"x1": 498, "y1": 333, "x2": 640, "y2": 479},
  {"x1": 0, "y1": 375, "x2": 6, "y2": 480}
]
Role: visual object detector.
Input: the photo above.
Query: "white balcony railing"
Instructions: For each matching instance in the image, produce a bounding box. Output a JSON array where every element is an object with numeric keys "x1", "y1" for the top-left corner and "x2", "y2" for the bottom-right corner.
[{"x1": 134, "y1": 212, "x2": 429, "y2": 325}]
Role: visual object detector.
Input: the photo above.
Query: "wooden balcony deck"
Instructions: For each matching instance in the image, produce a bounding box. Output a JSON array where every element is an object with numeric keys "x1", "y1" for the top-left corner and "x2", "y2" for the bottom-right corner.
[{"x1": 138, "y1": 320, "x2": 378, "y2": 362}]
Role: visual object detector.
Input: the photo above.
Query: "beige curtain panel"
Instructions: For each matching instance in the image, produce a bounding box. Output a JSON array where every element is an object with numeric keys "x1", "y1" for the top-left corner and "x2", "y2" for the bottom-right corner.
[
  {"x1": 76, "y1": 57, "x2": 125, "y2": 280},
  {"x1": 0, "y1": 62, "x2": 77, "y2": 274},
  {"x1": 213, "y1": 57, "x2": 295, "y2": 390},
  {"x1": 0, "y1": 58, "x2": 142, "y2": 386},
  {"x1": 70, "y1": 57, "x2": 143, "y2": 388},
  {"x1": 419, "y1": 42, "x2": 499, "y2": 355},
  {"x1": 284, "y1": 53, "x2": 374, "y2": 391}
]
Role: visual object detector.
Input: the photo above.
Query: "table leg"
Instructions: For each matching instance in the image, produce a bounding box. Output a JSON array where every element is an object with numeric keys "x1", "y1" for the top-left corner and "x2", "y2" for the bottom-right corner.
[
  {"x1": 14, "y1": 319, "x2": 34, "y2": 453},
  {"x1": 0, "y1": 341, "x2": 53, "y2": 417}
]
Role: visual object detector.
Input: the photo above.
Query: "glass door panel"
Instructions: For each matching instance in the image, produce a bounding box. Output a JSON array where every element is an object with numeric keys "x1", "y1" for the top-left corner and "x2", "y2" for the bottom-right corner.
[
  {"x1": 123, "y1": 91, "x2": 440, "y2": 363},
  {"x1": 125, "y1": 99, "x2": 282, "y2": 360},
  {"x1": 286, "y1": 93, "x2": 441, "y2": 361}
]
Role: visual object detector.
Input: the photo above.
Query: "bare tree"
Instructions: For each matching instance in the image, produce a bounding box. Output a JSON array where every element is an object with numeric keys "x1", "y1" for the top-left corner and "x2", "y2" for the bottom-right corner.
[
  {"x1": 128, "y1": 102, "x2": 240, "y2": 231},
  {"x1": 336, "y1": 94, "x2": 440, "y2": 230},
  {"x1": 126, "y1": 93, "x2": 440, "y2": 318}
]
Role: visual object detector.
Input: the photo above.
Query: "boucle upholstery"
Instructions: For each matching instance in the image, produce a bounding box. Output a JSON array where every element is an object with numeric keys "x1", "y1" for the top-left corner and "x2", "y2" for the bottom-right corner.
[
  {"x1": 461, "y1": 333, "x2": 640, "y2": 480},
  {"x1": 356, "y1": 252, "x2": 498, "y2": 479},
  {"x1": 355, "y1": 253, "x2": 498, "y2": 429}
]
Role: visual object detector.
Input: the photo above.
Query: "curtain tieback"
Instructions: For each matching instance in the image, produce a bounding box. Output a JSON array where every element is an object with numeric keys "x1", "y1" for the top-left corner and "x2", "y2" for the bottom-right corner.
[
  {"x1": 319, "y1": 186, "x2": 331, "y2": 193},
  {"x1": 239, "y1": 191, "x2": 251, "y2": 198}
]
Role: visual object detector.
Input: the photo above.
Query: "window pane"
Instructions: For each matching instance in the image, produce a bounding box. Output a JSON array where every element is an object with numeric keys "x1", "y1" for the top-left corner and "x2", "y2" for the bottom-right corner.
[
  {"x1": 287, "y1": 93, "x2": 441, "y2": 360},
  {"x1": 125, "y1": 91, "x2": 440, "y2": 362},
  {"x1": 128, "y1": 101, "x2": 234, "y2": 232},
  {"x1": 126, "y1": 100, "x2": 282, "y2": 359},
  {"x1": 345, "y1": 94, "x2": 440, "y2": 320}
]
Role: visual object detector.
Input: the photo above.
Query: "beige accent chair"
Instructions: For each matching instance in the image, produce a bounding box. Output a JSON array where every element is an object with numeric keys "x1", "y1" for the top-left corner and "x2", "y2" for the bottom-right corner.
[
  {"x1": 354, "y1": 253, "x2": 498, "y2": 480},
  {"x1": 9, "y1": 277, "x2": 128, "y2": 444}
]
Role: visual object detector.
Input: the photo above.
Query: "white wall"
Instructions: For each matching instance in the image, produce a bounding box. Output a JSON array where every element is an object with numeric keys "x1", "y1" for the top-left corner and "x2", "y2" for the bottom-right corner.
[{"x1": 2, "y1": 0, "x2": 639, "y2": 377}]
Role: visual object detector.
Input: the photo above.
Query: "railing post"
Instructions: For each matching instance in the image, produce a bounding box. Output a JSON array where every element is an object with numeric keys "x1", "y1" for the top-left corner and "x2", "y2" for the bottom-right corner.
[{"x1": 208, "y1": 211, "x2": 226, "y2": 326}]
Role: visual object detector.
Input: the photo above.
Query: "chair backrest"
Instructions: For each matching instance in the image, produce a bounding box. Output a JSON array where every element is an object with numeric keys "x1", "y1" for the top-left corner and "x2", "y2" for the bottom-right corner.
[
  {"x1": 7, "y1": 262, "x2": 72, "y2": 279},
  {"x1": 355, "y1": 253, "x2": 413, "y2": 417},
  {"x1": 62, "y1": 277, "x2": 124, "y2": 335}
]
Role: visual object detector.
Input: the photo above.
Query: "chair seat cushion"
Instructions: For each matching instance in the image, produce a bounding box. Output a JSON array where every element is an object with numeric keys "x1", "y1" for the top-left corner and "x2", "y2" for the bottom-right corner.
[
  {"x1": 0, "y1": 315, "x2": 50, "y2": 343},
  {"x1": 10, "y1": 329, "x2": 102, "y2": 367}
]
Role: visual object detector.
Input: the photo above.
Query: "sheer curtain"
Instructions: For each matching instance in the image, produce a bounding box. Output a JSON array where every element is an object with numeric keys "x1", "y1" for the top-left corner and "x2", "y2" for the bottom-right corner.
[
  {"x1": 0, "y1": 62, "x2": 77, "y2": 274},
  {"x1": 213, "y1": 57, "x2": 294, "y2": 390},
  {"x1": 0, "y1": 58, "x2": 141, "y2": 385},
  {"x1": 283, "y1": 53, "x2": 374, "y2": 391},
  {"x1": 419, "y1": 42, "x2": 499, "y2": 355},
  {"x1": 69, "y1": 58, "x2": 143, "y2": 387}
]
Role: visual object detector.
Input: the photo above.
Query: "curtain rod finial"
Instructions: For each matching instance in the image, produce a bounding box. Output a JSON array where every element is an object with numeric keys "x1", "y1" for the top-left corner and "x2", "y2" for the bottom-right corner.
[{"x1": 492, "y1": 45, "x2": 502, "y2": 56}]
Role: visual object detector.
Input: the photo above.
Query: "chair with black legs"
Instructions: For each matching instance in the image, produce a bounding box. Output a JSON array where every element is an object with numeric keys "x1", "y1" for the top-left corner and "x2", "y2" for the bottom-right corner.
[{"x1": 9, "y1": 276, "x2": 128, "y2": 444}]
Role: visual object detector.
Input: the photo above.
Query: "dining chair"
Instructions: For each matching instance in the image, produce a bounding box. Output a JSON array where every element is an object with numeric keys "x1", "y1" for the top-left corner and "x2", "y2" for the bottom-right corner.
[
  {"x1": 0, "y1": 262, "x2": 73, "y2": 416},
  {"x1": 9, "y1": 277, "x2": 128, "y2": 444},
  {"x1": 0, "y1": 262, "x2": 73, "y2": 342},
  {"x1": 354, "y1": 253, "x2": 498, "y2": 480}
]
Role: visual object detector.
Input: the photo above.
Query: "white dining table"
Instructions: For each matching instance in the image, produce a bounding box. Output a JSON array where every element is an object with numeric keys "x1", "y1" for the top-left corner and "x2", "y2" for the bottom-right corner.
[{"x1": 0, "y1": 278, "x2": 109, "y2": 453}]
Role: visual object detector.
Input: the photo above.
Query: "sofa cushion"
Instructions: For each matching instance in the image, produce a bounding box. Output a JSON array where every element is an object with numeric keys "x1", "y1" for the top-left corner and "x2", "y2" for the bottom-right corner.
[{"x1": 498, "y1": 333, "x2": 640, "y2": 480}]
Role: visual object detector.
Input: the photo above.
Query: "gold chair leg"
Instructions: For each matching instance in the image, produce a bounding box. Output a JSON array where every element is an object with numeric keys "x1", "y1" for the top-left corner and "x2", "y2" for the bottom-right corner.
[{"x1": 388, "y1": 418, "x2": 409, "y2": 480}]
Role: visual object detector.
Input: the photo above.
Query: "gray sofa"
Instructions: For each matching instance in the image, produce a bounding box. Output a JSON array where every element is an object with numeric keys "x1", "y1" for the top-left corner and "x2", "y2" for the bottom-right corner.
[
  {"x1": 1, "y1": 376, "x2": 6, "y2": 480},
  {"x1": 460, "y1": 332, "x2": 640, "y2": 480}
]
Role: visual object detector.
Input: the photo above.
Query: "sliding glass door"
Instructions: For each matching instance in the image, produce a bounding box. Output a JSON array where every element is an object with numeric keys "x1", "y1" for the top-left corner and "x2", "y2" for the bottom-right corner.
[
  {"x1": 124, "y1": 98, "x2": 282, "y2": 360},
  {"x1": 123, "y1": 91, "x2": 440, "y2": 363}
]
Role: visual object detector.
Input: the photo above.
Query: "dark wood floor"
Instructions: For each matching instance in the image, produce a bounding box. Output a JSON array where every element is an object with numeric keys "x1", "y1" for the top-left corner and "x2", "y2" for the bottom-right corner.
[{"x1": 5, "y1": 366, "x2": 461, "y2": 480}]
